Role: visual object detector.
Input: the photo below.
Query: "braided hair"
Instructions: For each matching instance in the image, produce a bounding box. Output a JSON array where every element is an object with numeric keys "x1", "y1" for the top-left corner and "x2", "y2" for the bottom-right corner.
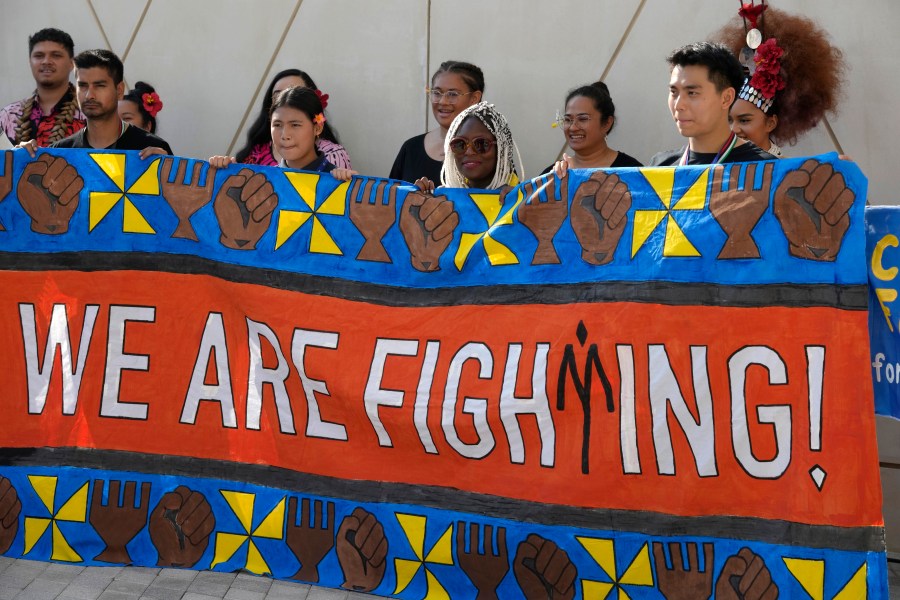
[
  {"x1": 441, "y1": 102, "x2": 522, "y2": 189},
  {"x1": 122, "y1": 81, "x2": 160, "y2": 133},
  {"x1": 14, "y1": 83, "x2": 80, "y2": 146}
]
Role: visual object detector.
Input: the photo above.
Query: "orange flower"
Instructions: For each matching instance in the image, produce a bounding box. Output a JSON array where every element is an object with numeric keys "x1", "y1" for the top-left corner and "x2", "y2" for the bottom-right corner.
[{"x1": 313, "y1": 113, "x2": 326, "y2": 126}]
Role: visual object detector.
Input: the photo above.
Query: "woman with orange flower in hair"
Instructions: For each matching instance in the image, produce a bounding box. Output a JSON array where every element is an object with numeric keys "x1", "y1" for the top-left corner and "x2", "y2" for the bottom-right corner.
[
  {"x1": 715, "y1": 1, "x2": 846, "y2": 157},
  {"x1": 209, "y1": 87, "x2": 356, "y2": 181},
  {"x1": 118, "y1": 81, "x2": 164, "y2": 134}
]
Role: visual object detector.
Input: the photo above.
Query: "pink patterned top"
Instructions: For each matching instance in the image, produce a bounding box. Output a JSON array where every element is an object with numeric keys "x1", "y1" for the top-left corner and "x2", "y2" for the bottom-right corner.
[
  {"x1": 0, "y1": 87, "x2": 86, "y2": 146},
  {"x1": 243, "y1": 139, "x2": 351, "y2": 169}
]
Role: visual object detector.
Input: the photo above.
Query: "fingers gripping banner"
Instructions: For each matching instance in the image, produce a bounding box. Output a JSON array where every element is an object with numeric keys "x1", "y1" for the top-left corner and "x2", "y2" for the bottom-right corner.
[{"x1": 0, "y1": 149, "x2": 886, "y2": 597}]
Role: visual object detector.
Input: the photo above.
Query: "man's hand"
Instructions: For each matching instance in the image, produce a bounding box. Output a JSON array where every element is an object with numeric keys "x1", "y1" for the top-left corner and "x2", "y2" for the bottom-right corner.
[
  {"x1": 286, "y1": 497, "x2": 335, "y2": 583},
  {"x1": 653, "y1": 541, "x2": 714, "y2": 600},
  {"x1": 161, "y1": 158, "x2": 216, "y2": 240},
  {"x1": 148, "y1": 485, "x2": 215, "y2": 568},
  {"x1": 89, "y1": 479, "x2": 151, "y2": 564},
  {"x1": 400, "y1": 189, "x2": 458, "y2": 271},
  {"x1": 570, "y1": 171, "x2": 631, "y2": 265},
  {"x1": 138, "y1": 147, "x2": 169, "y2": 160},
  {"x1": 709, "y1": 163, "x2": 771, "y2": 259},
  {"x1": 214, "y1": 167, "x2": 277, "y2": 250},
  {"x1": 519, "y1": 175, "x2": 568, "y2": 265},
  {"x1": 336, "y1": 507, "x2": 387, "y2": 592},
  {"x1": 774, "y1": 158, "x2": 854, "y2": 261},
  {"x1": 0, "y1": 476, "x2": 21, "y2": 554},
  {"x1": 715, "y1": 547, "x2": 779, "y2": 599},
  {"x1": 457, "y1": 522, "x2": 509, "y2": 600},
  {"x1": 513, "y1": 534, "x2": 577, "y2": 600},
  {"x1": 17, "y1": 153, "x2": 83, "y2": 234},
  {"x1": 348, "y1": 178, "x2": 397, "y2": 262}
]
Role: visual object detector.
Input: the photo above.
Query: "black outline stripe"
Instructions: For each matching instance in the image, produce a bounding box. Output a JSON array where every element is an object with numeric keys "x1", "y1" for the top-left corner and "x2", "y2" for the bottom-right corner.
[
  {"x1": 0, "y1": 251, "x2": 868, "y2": 310},
  {"x1": 0, "y1": 447, "x2": 882, "y2": 552}
]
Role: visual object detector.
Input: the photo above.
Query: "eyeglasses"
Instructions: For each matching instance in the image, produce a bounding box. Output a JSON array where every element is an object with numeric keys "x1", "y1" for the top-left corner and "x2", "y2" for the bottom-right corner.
[
  {"x1": 448, "y1": 137, "x2": 496, "y2": 155},
  {"x1": 554, "y1": 111, "x2": 593, "y2": 129},
  {"x1": 426, "y1": 88, "x2": 473, "y2": 104}
]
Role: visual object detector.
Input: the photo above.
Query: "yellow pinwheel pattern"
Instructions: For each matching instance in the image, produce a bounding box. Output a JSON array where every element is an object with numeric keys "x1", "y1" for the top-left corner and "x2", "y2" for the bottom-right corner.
[
  {"x1": 211, "y1": 490, "x2": 286, "y2": 575},
  {"x1": 454, "y1": 191, "x2": 520, "y2": 270},
  {"x1": 393, "y1": 513, "x2": 454, "y2": 599},
  {"x1": 783, "y1": 557, "x2": 868, "y2": 599},
  {"x1": 88, "y1": 153, "x2": 160, "y2": 234},
  {"x1": 275, "y1": 172, "x2": 346, "y2": 253},
  {"x1": 23, "y1": 475, "x2": 88, "y2": 562},
  {"x1": 576, "y1": 537, "x2": 654, "y2": 599},
  {"x1": 631, "y1": 167, "x2": 709, "y2": 258}
]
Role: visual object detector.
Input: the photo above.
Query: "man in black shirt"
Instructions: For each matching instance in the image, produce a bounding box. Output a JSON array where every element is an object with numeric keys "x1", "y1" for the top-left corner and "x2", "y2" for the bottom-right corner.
[
  {"x1": 19, "y1": 49, "x2": 172, "y2": 158},
  {"x1": 651, "y1": 42, "x2": 774, "y2": 166}
]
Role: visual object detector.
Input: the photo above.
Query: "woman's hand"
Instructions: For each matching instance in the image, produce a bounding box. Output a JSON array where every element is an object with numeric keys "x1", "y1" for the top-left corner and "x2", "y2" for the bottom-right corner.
[
  {"x1": 414, "y1": 177, "x2": 435, "y2": 193},
  {"x1": 331, "y1": 168, "x2": 358, "y2": 181},
  {"x1": 208, "y1": 155, "x2": 236, "y2": 169},
  {"x1": 552, "y1": 153, "x2": 572, "y2": 179}
]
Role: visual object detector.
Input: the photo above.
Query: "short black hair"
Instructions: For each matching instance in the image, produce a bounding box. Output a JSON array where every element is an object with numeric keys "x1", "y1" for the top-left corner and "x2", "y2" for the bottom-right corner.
[
  {"x1": 28, "y1": 28, "x2": 75, "y2": 57},
  {"x1": 666, "y1": 42, "x2": 744, "y2": 94},
  {"x1": 74, "y1": 49, "x2": 124, "y2": 85}
]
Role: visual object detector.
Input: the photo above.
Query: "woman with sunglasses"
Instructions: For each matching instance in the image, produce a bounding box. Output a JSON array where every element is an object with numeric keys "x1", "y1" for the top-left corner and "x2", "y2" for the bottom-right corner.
[
  {"x1": 390, "y1": 61, "x2": 484, "y2": 183},
  {"x1": 415, "y1": 101, "x2": 522, "y2": 192},
  {"x1": 544, "y1": 81, "x2": 642, "y2": 177},
  {"x1": 234, "y1": 68, "x2": 351, "y2": 169}
]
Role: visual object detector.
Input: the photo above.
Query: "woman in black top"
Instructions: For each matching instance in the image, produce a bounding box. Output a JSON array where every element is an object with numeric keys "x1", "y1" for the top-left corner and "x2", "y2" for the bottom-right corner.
[
  {"x1": 543, "y1": 81, "x2": 642, "y2": 176},
  {"x1": 389, "y1": 61, "x2": 484, "y2": 183}
]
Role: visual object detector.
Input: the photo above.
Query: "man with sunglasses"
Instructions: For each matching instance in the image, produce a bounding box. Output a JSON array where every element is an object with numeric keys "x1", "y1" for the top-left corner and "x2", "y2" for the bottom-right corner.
[{"x1": 651, "y1": 42, "x2": 775, "y2": 166}]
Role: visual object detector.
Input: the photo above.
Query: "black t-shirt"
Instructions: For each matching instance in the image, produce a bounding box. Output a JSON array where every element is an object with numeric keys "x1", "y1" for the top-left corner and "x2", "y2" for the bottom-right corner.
[
  {"x1": 390, "y1": 133, "x2": 443, "y2": 184},
  {"x1": 539, "y1": 151, "x2": 644, "y2": 175},
  {"x1": 650, "y1": 141, "x2": 775, "y2": 166},
  {"x1": 288, "y1": 153, "x2": 335, "y2": 173},
  {"x1": 51, "y1": 123, "x2": 173, "y2": 154}
]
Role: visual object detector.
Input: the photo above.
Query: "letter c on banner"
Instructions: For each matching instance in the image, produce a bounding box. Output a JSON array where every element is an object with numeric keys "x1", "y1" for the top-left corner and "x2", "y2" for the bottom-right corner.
[{"x1": 872, "y1": 234, "x2": 900, "y2": 281}]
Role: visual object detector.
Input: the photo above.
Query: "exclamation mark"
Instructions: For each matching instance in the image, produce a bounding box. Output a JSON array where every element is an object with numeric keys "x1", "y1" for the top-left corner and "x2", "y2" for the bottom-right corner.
[{"x1": 806, "y1": 346, "x2": 826, "y2": 491}]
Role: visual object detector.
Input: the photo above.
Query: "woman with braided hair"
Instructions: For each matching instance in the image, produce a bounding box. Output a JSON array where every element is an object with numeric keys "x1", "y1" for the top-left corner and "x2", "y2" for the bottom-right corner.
[
  {"x1": 715, "y1": 2, "x2": 846, "y2": 157},
  {"x1": 0, "y1": 28, "x2": 85, "y2": 147},
  {"x1": 415, "y1": 102, "x2": 522, "y2": 192}
]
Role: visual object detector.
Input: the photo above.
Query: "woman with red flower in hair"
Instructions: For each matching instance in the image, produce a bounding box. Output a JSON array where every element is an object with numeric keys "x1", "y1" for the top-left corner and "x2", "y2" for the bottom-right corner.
[
  {"x1": 119, "y1": 81, "x2": 165, "y2": 134},
  {"x1": 715, "y1": 1, "x2": 846, "y2": 157}
]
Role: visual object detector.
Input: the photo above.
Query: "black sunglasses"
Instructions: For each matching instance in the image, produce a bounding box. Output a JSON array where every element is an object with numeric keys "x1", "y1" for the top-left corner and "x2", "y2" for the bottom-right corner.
[{"x1": 448, "y1": 137, "x2": 496, "y2": 155}]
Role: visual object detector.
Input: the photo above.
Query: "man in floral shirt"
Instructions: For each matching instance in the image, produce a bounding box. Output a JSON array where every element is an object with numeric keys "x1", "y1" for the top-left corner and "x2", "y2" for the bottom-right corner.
[{"x1": 0, "y1": 28, "x2": 86, "y2": 147}]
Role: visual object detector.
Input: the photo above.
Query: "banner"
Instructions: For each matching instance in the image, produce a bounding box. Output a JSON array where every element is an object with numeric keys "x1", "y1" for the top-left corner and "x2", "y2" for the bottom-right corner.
[
  {"x1": 0, "y1": 149, "x2": 886, "y2": 597},
  {"x1": 867, "y1": 206, "x2": 900, "y2": 420}
]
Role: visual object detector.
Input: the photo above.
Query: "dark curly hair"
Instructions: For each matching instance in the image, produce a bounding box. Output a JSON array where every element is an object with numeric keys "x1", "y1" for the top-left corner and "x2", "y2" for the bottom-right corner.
[{"x1": 715, "y1": 7, "x2": 846, "y2": 145}]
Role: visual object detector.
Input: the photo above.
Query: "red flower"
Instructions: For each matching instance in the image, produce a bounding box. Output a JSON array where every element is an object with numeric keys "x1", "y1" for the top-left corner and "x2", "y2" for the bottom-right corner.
[
  {"x1": 314, "y1": 88, "x2": 329, "y2": 110},
  {"x1": 142, "y1": 92, "x2": 163, "y2": 117},
  {"x1": 750, "y1": 38, "x2": 785, "y2": 99},
  {"x1": 754, "y1": 38, "x2": 784, "y2": 71},
  {"x1": 750, "y1": 69, "x2": 786, "y2": 98}
]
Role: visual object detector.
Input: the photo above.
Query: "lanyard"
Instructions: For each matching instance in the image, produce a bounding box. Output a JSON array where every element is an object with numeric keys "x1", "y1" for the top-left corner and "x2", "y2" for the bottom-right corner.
[{"x1": 679, "y1": 132, "x2": 738, "y2": 166}]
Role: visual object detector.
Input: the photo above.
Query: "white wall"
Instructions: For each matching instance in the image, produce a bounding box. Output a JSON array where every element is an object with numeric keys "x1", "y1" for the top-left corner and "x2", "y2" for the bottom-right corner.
[
  {"x1": 2, "y1": 0, "x2": 897, "y2": 203},
  {"x1": 1, "y1": 0, "x2": 898, "y2": 553}
]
